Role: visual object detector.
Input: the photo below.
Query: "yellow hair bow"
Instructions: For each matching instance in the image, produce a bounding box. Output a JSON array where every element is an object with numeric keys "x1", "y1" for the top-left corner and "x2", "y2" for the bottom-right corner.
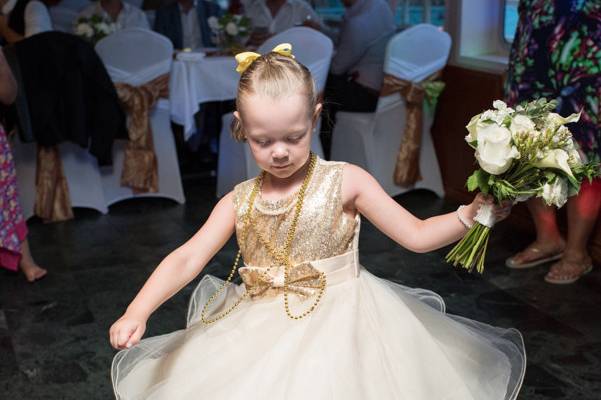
[{"x1": 235, "y1": 43, "x2": 295, "y2": 74}]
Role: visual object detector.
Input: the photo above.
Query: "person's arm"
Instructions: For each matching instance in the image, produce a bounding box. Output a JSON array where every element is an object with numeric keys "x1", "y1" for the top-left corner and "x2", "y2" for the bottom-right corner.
[
  {"x1": 109, "y1": 191, "x2": 237, "y2": 349},
  {"x1": 342, "y1": 164, "x2": 509, "y2": 253},
  {"x1": 0, "y1": 47, "x2": 17, "y2": 105},
  {"x1": 0, "y1": 13, "x2": 24, "y2": 43},
  {"x1": 133, "y1": 7, "x2": 150, "y2": 30},
  {"x1": 329, "y1": 20, "x2": 366, "y2": 75}
]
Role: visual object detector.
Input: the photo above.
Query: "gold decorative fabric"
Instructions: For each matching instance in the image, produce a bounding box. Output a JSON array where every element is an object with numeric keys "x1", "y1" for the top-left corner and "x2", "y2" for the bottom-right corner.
[
  {"x1": 232, "y1": 158, "x2": 357, "y2": 272},
  {"x1": 115, "y1": 74, "x2": 168, "y2": 194},
  {"x1": 380, "y1": 71, "x2": 442, "y2": 187},
  {"x1": 239, "y1": 262, "x2": 323, "y2": 299},
  {"x1": 34, "y1": 145, "x2": 73, "y2": 222}
]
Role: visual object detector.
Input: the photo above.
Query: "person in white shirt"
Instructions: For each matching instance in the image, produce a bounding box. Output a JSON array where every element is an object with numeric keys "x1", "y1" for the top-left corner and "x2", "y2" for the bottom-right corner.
[
  {"x1": 76, "y1": 0, "x2": 149, "y2": 31},
  {"x1": 244, "y1": 0, "x2": 323, "y2": 45},
  {"x1": 0, "y1": 0, "x2": 58, "y2": 43},
  {"x1": 153, "y1": 0, "x2": 221, "y2": 50},
  {"x1": 320, "y1": 0, "x2": 395, "y2": 158}
]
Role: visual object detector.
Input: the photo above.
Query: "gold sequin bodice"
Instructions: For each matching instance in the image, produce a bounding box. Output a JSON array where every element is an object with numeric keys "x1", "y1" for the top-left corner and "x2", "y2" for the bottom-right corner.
[{"x1": 233, "y1": 158, "x2": 357, "y2": 268}]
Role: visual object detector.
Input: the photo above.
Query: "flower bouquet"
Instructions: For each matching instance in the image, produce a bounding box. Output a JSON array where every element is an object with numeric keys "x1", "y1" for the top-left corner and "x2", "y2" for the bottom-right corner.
[
  {"x1": 446, "y1": 98, "x2": 598, "y2": 273},
  {"x1": 208, "y1": 13, "x2": 251, "y2": 54},
  {"x1": 74, "y1": 15, "x2": 116, "y2": 44}
]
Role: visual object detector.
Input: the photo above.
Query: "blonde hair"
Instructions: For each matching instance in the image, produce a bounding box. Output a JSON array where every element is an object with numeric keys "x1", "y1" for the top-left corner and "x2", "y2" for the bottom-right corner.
[{"x1": 232, "y1": 52, "x2": 318, "y2": 142}]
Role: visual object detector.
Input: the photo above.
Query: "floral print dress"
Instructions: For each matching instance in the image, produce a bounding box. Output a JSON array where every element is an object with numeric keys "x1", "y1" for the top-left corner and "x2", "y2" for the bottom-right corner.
[
  {"x1": 0, "y1": 125, "x2": 27, "y2": 271},
  {"x1": 505, "y1": 0, "x2": 601, "y2": 162}
]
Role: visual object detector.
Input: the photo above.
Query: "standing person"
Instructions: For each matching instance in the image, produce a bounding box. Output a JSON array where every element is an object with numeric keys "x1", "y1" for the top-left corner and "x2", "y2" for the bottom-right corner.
[
  {"x1": 0, "y1": 0, "x2": 59, "y2": 43},
  {"x1": 505, "y1": 0, "x2": 601, "y2": 284},
  {"x1": 0, "y1": 48, "x2": 46, "y2": 282},
  {"x1": 76, "y1": 0, "x2": 150, "y2": 31},
  {"x1": 320, "y1": 0, "x2": 395, "y2": 158},
  {"x1": 153, "y1": 0, "x2": 222, "y2": 50},
  {"x1": 109, "y1": 44, "x2": 525, "y2": 399}
]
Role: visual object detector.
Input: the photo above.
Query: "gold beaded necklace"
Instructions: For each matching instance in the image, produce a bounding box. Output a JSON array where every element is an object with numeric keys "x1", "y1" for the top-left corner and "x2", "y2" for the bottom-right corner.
[{"x1": 201, "y1": 153, "x2": 326, "y2": 324}]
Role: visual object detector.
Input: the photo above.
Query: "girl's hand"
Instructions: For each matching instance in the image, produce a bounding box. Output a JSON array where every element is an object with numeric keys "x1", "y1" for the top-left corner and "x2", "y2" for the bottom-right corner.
[
  {"x1": 109, "y1": 314, "x2": 147, "y2": 350},
  {"x1": 464, "y1": 193, "x2": 512, "y2": 225}
]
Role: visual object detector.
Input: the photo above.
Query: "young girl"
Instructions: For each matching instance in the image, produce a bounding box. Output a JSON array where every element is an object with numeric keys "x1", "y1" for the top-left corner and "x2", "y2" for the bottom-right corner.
[{"x1": 110, "y1": 44, "x2": 525, "y2": 399}]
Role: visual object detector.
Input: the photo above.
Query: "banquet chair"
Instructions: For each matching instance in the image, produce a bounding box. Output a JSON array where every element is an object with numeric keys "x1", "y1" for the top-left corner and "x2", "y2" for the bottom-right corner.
[
  {"x1": 330, "y1": 24, "x2": 451, "y2": 197},
  {"x1": 216, "y1": 27, "x2": 333, "y2": 197},
  {"x1": 95, "y1": 28, "x2": 185, "y2": 206},
  {"x1": 10, "y1": 33, "x2": 117, "y2": 218}
]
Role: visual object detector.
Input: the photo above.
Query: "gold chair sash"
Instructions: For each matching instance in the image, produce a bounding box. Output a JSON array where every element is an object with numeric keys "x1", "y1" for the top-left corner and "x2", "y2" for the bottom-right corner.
[
  {"x1": 115, "y1": 74, "x2": 169, "y2": 194},
  {"x1": 239, "y1": 262, "x2": 323, "y2": 300},
  {"x1": 34, "y1": 145, "x2": 74, "y2": 222},
  {"x1": 380, "y1": 71, "x2": 442, "y2": 187}
]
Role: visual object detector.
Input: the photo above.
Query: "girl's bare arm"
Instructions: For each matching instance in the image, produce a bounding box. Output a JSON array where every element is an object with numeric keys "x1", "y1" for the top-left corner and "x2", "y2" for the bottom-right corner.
[{"x1": 342, "y1": 164, "x2": 499, "y2": 253}]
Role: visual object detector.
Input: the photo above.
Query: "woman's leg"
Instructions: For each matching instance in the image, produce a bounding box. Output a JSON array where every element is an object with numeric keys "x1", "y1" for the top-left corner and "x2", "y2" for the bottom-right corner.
[
  {"x1": 546, "y1": 179, "x2": 601, "y2": 283},
  {"x1": 19, "y1": 238, "x2": 46, "y2": 282},
  {"x1": 507, "y1": 197, "x2": 565, "y2": 266}
]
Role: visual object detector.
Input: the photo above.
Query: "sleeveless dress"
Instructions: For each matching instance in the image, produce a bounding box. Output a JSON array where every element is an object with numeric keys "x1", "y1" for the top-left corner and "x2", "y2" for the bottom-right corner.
[{"x1": 112, "y1": 158, "x2": 526, "y2": 399}]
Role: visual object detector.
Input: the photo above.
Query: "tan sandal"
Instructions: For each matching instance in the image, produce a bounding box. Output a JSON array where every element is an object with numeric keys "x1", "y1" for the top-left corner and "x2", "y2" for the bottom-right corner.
[
  {"x1": 505, "y1": 245, "x2": 563, "y2": 269},
  {"x1": 544, "y1": 260, "x2": 593, "y2": 285}
]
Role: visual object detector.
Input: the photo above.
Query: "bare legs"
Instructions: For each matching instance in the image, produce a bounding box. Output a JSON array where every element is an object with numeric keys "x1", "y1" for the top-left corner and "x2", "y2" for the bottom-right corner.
[
  {"x1": 545, "y1": 179, "x2": 601, "y2": 283},
  {"x1": 507, "y1": 198, "x2": 565, "y2": 265},
  {"x1": 19, "y1": 238, "x2": 46, "y2": 282},
  {"x1": 509, "y1": 179, "x2": 601, "y2": 283}
]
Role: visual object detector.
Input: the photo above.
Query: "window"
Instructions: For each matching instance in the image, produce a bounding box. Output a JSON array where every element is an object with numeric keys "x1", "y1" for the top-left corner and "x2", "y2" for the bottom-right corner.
[
  {"x1": 314, "y1": 0, "x2": 446, "y2": 28},
  {"x1": 503, "y1": 0, "x2": 519, "y2": 42}
]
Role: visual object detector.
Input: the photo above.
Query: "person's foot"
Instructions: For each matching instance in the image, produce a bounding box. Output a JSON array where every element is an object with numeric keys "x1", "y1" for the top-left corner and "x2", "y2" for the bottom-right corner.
[
  {"x1": 545, "y1": 255, "x2": 593, "y2": 285},
  {"x1": 20, "y1": 261, "x2": 47, "y2": 283},
  {"x1": 505, "y1": 239, "x2": 565, "y2": 269}
]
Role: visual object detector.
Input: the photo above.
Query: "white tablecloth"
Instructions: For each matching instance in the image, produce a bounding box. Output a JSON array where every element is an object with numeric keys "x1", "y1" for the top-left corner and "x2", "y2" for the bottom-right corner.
[{"x1": 169, "y1": 53, "x2": 239, "y2": 140}]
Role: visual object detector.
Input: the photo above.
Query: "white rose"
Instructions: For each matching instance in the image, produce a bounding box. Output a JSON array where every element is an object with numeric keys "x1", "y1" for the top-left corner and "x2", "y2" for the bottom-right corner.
[
  {"x1": 465, "y1": 113, "x2": 483, "y2": 143},
  {"x1": 225, "y1": 22, "x2": 238, "y2": 36},
  {"x1": 535, "y1": 148, "x2": 574, "y2": 177},
  {"x1": 509, "y1": 114, "x2": 536, "y2": 136},
  {"x1": 475, "y1": 124, "x2": 520, "y2": 175},
  {"x1": 97, "y1": 22, "x2": 110, "y2": 34},
  {"x1": 75, "y1": 23, "x2": 94, "y2": 38},
  {"x1": 481, "y1": 110, "x2": 506, "y2": 125},
  {"x1": 493, "y1": 100, "x2": 508, "y2": 110},
  {"x1": 207, "y1": 16, "x2": 220, "y2": 31},
  {"x1": 541, "y1": 178, "x2": 568, "y2": 208}
]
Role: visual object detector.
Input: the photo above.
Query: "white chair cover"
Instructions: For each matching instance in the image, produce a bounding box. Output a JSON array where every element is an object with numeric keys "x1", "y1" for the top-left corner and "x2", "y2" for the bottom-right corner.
[
  {"x1": 95, "y1": 28, "x2": 172, "y2": 86},
  {"x1": 49, "y1": 6, "x2": 79, "y2": 33},
  {"x1": 216, "y1": 27, "x2": 332, "y2": 197},
  {"x1": 12, "y1": 141, "x2": 110, "y2": 219},
  {"x1": 216, "y1": 113, "x2": 324, "y2": 198},
  {"x1": 95, "y1": 28, "x2": 185, "y2": 206},
  {"x1": 11, "y1": 31, "x2": 181, "y2": 219},
  {"x1": 330, "y1": 24, "x2": 451, "y2": 198}
]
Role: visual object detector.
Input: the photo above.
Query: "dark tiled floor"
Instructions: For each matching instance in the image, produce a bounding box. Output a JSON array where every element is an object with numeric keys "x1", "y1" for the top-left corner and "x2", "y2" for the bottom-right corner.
[{"x1": 1, "y1": 174, "x2": 601, "y2": 399}]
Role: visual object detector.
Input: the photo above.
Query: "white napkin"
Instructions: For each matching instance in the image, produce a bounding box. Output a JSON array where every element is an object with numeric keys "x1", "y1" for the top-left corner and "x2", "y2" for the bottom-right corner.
[{"x1": 176, "y1": 51, "x2": 206, "y2": 62}]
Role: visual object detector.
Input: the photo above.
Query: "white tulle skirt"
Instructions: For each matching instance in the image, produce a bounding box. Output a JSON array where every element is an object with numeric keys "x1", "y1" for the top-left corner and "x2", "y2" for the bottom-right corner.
[{"x1": 112, "y1": 261, "x2": 526, "y2": 400}]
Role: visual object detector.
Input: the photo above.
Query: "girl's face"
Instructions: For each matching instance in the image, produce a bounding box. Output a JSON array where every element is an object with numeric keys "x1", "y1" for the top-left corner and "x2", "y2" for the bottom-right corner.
[{"x1": 235, "y1": 93, "x2": 321, "y2": 180}]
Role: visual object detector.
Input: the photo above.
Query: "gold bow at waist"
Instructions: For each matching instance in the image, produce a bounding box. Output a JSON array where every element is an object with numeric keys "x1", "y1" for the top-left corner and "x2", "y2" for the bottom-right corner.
[{"x1": 239, "y1": 250, "x2": 360, "y2": 300}]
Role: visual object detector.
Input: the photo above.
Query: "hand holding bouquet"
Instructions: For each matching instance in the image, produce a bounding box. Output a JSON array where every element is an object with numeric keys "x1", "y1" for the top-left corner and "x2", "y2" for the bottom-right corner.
[{"x1": 446, "y1": 98, "x2": 598, "y2": 273}]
